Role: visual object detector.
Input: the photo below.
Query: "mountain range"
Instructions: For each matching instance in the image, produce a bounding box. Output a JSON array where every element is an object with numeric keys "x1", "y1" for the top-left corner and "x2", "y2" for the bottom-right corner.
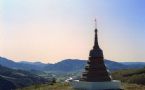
[
  {"x1": 0, "y1": 56, "x2": 145, "y2": 90},
  {"x1": 0, "y1": 57, "x2": 145, "y2": 73}
]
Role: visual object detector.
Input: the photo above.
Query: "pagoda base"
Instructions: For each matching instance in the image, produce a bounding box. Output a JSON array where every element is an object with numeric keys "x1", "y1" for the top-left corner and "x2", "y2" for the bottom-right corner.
[{"x1": 70, "y1": 80, "x2": 123, "y2": 90}]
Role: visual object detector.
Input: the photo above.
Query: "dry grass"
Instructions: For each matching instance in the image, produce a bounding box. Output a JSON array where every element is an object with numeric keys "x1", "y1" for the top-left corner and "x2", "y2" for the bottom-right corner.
[
  {"x1": 18, "y1": 83, "x2": 145, "y2": 90},
  {"x1": 123, "y1": 83, "x2": 145, "y2": 90},
  {"x1": 17, "y1": 83, "x2": 73, "y2": 90}
]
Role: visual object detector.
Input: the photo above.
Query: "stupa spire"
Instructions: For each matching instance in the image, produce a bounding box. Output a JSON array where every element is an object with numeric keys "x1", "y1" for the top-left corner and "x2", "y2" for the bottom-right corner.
[
  {"x1": 93, "y1": 19, "x2": 100, "y2": 49},
  {"x1": 95, "y1": 18, "x2": 97, "y2": 29}
]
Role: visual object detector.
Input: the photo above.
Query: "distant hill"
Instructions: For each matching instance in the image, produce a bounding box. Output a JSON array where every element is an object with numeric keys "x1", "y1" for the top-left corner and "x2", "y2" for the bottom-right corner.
[
  {"x1": 44, "y1": 59, "x2": 86, "y2": 73},
  {"x1": 120, "y1": 62, "x2": 145, "y2": 68},
  {"x1": 0, "y1": 57, "x2": 145, "y2": 73},
  {"x1": 0, "y1": 57, "x2": 47, "y2": 70},
  {"x1": 105, "y1": 60, "x2": 129, "y2": 70},
  {"x1": 19, "y1": 61, "x2": 47, "y2": 67},
  {"x1": 44, "y1": 59, "x2": 130, "y2": 73},
  {"x1": 0, "y1": 65, "x2": 51, "y2": 90}
]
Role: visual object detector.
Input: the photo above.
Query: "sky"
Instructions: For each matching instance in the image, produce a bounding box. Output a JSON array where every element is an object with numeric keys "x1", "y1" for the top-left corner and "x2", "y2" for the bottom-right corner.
[{"x1": 0, "y1": 0, "x2": 145, "y2": 63}]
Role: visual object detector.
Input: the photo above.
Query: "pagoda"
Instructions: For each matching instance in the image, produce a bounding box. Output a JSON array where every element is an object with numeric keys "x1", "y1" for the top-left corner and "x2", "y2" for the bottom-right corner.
[
  {"x1": 81, "y1": 23, "x2": 111, "y2": 82},
  {"x1": 70, "y1": 20, "x2": 123, "y2": 90}
]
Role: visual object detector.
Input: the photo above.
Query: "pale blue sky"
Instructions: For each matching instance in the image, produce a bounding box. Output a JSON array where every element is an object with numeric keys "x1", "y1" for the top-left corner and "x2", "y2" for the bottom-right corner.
[{"x1": 0, "y1": 0, "x2": 145, "y2": 63}]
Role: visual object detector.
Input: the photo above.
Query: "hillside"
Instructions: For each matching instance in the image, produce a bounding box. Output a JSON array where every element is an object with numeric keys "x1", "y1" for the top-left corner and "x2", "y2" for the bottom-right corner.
[
  {"x1": 0, "y1": 76, "x2": 16, "y2": 90},
  {"x1": 0, "y1": 65, "x2": 52, "y2": 90},
  {"x1": 18, "y1": 68, "x2": 145, "y2": 90},
  {"x1": 112, "y1": 67, "x2": 145, "y2": 85}
]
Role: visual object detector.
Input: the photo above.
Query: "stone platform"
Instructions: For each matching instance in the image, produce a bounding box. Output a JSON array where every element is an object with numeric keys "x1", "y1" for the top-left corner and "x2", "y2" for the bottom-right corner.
[{"x1": 70, "y1": 80, "x2": 123, "y2": 90}]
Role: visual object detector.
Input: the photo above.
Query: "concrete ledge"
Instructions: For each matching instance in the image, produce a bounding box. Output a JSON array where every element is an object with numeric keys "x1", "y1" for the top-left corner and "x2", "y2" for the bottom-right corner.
[{"x1": 70, "y1": 80, "x2": 123, "y2": 90}]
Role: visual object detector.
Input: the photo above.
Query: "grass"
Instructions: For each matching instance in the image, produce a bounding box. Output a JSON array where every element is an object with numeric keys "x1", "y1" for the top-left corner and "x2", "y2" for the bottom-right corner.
[
  {"x1": 123, "y1": 83, "x2": 145, "y2": 90},
  {"x1": 17, "y1": 83, "x2": 73, "y2": 90},
  {"x1": 17, "y1": 82, "x2": 145, "y2": 90}
]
